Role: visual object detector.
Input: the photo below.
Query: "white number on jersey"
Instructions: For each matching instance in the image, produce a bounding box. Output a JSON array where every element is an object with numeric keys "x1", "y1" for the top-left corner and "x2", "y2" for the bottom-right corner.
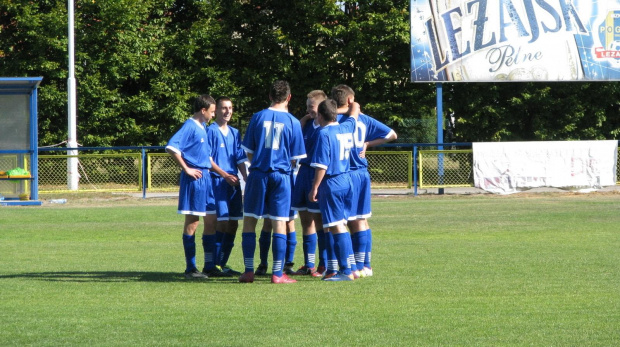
[
  {"x1": 263, "y1": 121, "x2": 284, "y2": 150},
  {"x1": 336, "y1": 133, "x2": 354, "y2": 160},
  {"x1": 353, "y1": 120, "x2": 367, "y2": 148}
]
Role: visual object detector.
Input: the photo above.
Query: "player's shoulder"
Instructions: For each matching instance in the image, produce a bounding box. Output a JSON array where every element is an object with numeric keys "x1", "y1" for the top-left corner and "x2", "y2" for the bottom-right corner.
[
  {"x1": 317, "y1": 125, "x2": 330, "y2": 136},
  {"x1": 358, "y1": 112, "x2": 373, "y2": 123},
  {"x1": 182, "y1": 118, "x2": 204, "y2": 132},
  {"x1": 359, "y1": 112, "x2": 385, "y2": 125},
  {"x1": 274, "y1": 109, "x2": 299, "y2": 122}
]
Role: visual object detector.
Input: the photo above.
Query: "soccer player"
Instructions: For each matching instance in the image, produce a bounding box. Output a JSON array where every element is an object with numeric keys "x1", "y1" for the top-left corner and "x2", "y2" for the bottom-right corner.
[
  {"x1": 290, "y1": 90, "x2": 329, "y2": 277},
  {"x1": 309, "y1": 98, "x2": 360, "y2": 281},
  {"x1": 238, "y1": 80, "x2": 307, "y2": 284},
  {"x1": 206, "y1": 97, "x2": 248, "y2": 276},
  {"x1": 331, "y1": 85, "x2": 397, "y2": 278},
  {"x1": 166, "y1": 94, "x2": 237, "y2": 279}
]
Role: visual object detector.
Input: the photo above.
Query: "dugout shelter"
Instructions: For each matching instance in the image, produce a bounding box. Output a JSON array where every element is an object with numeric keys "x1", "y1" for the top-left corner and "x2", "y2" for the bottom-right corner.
[{"x1": 0, "y1": 77, "x2": 43, "y2": 206}]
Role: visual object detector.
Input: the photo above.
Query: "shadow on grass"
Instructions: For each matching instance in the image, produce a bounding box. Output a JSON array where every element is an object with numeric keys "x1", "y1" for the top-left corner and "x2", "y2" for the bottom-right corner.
[{"x1": 0, "y1": 271, "x2": 240, "y2": 283}]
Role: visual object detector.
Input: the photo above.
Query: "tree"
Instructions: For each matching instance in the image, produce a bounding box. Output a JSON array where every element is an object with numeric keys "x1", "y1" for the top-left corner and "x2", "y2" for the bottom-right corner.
[{"x1": 3, "y1": 0, "x2": 618, "y2": 146}]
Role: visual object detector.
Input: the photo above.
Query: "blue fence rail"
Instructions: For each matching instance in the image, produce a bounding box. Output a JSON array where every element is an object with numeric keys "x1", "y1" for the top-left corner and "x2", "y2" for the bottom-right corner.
[{"x1": 34, "y1": 143, "x2": 472, "y2": 197}]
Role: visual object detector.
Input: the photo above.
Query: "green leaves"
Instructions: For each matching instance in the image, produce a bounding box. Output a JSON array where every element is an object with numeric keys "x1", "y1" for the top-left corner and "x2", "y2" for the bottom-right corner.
[{"x1": 2, "y1": 0, "x2": 619, "y2": 146}]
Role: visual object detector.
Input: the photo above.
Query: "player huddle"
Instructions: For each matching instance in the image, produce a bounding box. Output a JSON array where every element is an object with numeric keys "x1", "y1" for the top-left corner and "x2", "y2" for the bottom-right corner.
[{"x1": 166, "y1": 81, "x2": 397, "y2": 283}]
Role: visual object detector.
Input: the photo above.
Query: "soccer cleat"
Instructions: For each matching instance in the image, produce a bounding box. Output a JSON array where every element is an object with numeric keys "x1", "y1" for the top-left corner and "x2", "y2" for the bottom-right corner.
[
  {"x1": 316, "y1": 265, "x2": 326, "y2": 275},
  {"x1": 271, "y1": 273, "x2": 297, "y2": 283},
  {"x1": 322, "y1": 272, "x2": 354, "y2": 281},
  {"x1": 283, "y1": 263, "x2": 295, "y2": 275},
  {"x1": 362, "y1": 267, "x2": 373, "y2": 277},
  {"x1": 255, "y1": 263, "x2": 268, "y2": 276},
  {"x1": 352, "y1": 270, "x2": 361, "y2": 279},
  {"x1": 238, "y1": 271, "x2": 255, "y2": 283},
  {"x1": 203, "y1": 267, "x2": 233, "y2": 278},
  {"x1": 321, "y1": 271, "x2": 337, "y2": 280},
  {"x1": 292, "y1": 266, "x2": 322, "y2": 277},
  {"x1": 184, "y1": 269, "x2": 209, "y2": 279},
  {"x1": 221, "y1": 265, "x2": 241, "y2": 276}
]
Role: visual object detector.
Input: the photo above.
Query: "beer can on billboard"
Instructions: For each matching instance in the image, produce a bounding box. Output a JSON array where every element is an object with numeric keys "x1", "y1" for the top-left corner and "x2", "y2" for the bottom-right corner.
[{"x1": 411, "y1": 0, "x2": 620, "y2": 82}]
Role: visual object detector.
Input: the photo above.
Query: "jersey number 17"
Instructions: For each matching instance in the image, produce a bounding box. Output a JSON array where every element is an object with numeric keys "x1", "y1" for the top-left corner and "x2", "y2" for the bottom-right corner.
[{"x1": 263, "y1": 121, "x2": 284, "y2": 150}]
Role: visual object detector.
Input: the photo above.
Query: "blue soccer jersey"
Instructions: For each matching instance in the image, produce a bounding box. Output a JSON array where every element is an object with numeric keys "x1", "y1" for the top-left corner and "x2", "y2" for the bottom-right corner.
[
  {"x1": 166, "y1": 118, "x2": 212, "y2": 169},
  {"x1": 310, "y1": 117, "x2": 356, "y2": 176},
  {"x1": 242, "y1": 108, "x2": 306, "y2": 173},
  {"x1": 337, "y1": 113, "x2": 395, "y2": 170},
  {"x1": 310, "y1": 117, "x2": 356, "y2": 228},
  {"x1": 166, "y1": 118, "x2": 215, "y2": 216},
  {"x1": 206, "y1": 123, "x2": 247, "y2": 221},
  {"x1": 299, "y1": 120, "x2": 322, "y2": 166},
  {"x1": 207, "y1": 123, "x2": 247, "y2": 176}
]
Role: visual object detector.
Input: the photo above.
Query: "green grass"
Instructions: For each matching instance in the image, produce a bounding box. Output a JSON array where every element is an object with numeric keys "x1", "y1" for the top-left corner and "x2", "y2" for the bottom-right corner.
[{"x1": 1, "y1": 193, "x2": 620, "y2": 346}]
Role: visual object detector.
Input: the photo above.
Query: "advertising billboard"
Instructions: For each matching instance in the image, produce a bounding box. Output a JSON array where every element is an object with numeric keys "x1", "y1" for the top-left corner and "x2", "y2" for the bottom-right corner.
[{"x1": 411, "y1": 0, "x2": 620, "y2": 82}]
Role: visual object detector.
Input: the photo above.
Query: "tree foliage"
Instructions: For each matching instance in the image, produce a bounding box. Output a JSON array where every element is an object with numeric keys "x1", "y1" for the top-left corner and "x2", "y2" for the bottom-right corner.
[{"x1": 1, "y1": 0, "x2": 619, "y2": 146}]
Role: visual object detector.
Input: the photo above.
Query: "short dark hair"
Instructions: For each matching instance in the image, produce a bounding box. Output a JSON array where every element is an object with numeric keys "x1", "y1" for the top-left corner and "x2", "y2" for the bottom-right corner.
[
  {"x1": 216, "y1": 96, "x2": 232, "y2": 108},
  {"x1": 330, "y1": 84, "x2": 355, "y2": 107},
  {"x1": 194, "y1": 94, "x2": 216, "y2": 113},
  {"x1": 318, "y1": 99, "x2": 338, "y2": 122},
  {"x1": 270, "y1": 80, "x2": 291, "y2": 104}
]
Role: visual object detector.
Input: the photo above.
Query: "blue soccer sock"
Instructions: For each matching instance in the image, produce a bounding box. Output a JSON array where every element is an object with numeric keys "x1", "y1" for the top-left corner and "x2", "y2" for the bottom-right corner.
[
  {"x1": 258, "y1": 229, "x2": 271, "y2": 266},
  {"x1": 272, "y1": 233, "x2": 287, "y2": 277},
  {"x1": 303, "y1": 233, "x2": 317, "y2": 268},
  {"x1": 201, "y1": 234, "x2": 216, "y2": 271},
  {"x1": 333, "y1": 232, "x2": 353, "y2": 276},
  {"x1": 241, "y1": 232, "x2": 256, "y2": 273},
  {"x1": 286, "y1": 231, "x2": 297, "y2": 265},
  {"x1": 346, "y1": 232, "x2": 355, "y2": 273},
  {"x1": 214, "y1": 230, "x2": 225, "y2": 266},
  {"x1": 182, "y1": 234, "x2": 197, "y2": 272},
  {"x1": 317, "y1": 229, "x2": 326, "y2": 268},
  {"x1": 325, "y1": 231, "x2": 338, "y2": 275},
  {"x1": 220, "y1": 232, "x2": 236, "y2": 267},
  {"x1": 352, "y1": 230, "x2": 368, "y2": 271},
  {"x1": 364, "y1": 229, "x2": 372, "y2": 268}
]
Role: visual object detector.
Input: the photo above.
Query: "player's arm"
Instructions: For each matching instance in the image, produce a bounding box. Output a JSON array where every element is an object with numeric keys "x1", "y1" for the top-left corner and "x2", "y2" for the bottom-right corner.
[
  {"x1": 359, "y1": 131, "x2": 397, "y2": 158},
  {"x1": 237, "y1": 161, "x2": 248, "y2": 182},
  {"x1": 209, "y1": 158, "x2": 240, "y2": 186},
  {"x1": 348, "y1": 102, "x2": 360, "y2": 121},
  {"x1": 309, "y1": 168, "x2": 326, "y2": 203},
  {"x1": 336, "y1": 96, "x2": 357, "y2": 115},
  {"x1": 299, "y1": 113, "x2": 312, "y2": 128},
  {"x1": 246, "y1": 152, "x2": 253, "y2": 163},
  {"x1": 366, "y1": 130, "x2": 397, "y2": 148},
  {"x1": 166, "y1": 147, "x2": 202, "y2": 179}
]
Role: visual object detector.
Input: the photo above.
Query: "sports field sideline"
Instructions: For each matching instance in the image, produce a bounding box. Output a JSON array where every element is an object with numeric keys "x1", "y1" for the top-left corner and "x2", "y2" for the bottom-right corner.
[{"x1": 1, "y1": 192, "x2": 619, "y2": 346}]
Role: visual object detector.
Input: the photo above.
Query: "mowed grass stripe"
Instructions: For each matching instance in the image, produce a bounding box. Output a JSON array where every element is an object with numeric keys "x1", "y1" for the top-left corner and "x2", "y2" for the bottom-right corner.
[{"x1": 1, "y1": 193, "x2": 619, "y2": 346}]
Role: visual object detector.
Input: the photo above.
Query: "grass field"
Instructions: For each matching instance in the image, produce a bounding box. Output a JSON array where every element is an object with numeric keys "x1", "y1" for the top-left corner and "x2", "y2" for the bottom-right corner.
[{"x1": 1, "y1": 192, "x2": 620, "y2": 346}]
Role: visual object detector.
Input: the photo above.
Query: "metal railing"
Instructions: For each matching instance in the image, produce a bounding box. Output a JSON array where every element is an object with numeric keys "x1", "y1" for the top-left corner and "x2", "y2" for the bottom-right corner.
[
  {"x1": 34, "y1": 146, "x2": 417, "y2": 197},
  {"x1": 7, "y1": 142, "x2": 614, "y2": 198}
]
